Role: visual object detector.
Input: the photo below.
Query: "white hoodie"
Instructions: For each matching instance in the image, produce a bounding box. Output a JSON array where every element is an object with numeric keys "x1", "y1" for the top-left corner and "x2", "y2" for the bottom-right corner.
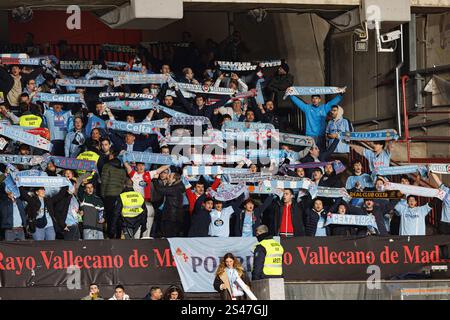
[{"x1": 109, "y1": 294, "x2": 130, "y2": 300}]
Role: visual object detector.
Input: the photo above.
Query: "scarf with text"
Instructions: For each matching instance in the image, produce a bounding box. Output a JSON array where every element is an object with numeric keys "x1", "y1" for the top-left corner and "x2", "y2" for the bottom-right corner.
[
  {"x1": 339, "y1": 129, "x2": 399, "y2": 142},
  {"x1": 283, "y1": 86, "x2": 345, "y2": 99},
  {"x1": 56, "y1": 79, "x2": 110, "y2": 88},
  {"x1": 0, "y1": 123, "x2": 52, "y2": 151}
]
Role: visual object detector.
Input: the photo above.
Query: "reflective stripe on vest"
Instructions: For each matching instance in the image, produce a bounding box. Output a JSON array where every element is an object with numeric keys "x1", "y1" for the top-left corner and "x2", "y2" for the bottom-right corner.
[
  {"x1": 259, "y1": 239, "x2": 284, "y2": 276},
  {"x1": 120, "y1": 191, "x2": 144, "y2": 218},
  {"x1": 19, "y1": 115, "x2": 42, "y2": 128},
  {"x1": 77, "y1": 151, "x2": 100, "y2": 179}
]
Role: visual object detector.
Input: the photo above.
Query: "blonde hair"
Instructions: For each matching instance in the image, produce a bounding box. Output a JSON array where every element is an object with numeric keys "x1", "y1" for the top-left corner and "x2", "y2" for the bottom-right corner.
[{"x1": 215, "y1": 253, "x2": 244, "y2": 277}]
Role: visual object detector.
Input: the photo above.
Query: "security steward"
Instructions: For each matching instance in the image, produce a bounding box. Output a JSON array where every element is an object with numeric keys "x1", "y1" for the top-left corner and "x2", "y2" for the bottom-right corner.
[
  {"x1": 113, "y1": 182, "x2": 148, "y2": 239},
  {"x1": 252, "y1": 225, "x2": 284, "y2": 280}
]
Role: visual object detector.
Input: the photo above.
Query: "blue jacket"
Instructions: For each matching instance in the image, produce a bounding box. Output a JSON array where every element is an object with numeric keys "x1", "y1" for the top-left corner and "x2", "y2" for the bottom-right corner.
[
  {"x1": 0, "y1": 196, "x2": 27, "y2": 229},
  {"x1": 43, "y1": 109, "x2": 73, "y2": 141},
  {"x1": 290, "y1": 94, "x2": 343, "y2": 137}
]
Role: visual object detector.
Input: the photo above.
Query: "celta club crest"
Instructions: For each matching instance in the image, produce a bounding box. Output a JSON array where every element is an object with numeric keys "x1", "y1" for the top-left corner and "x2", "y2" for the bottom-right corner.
[{"x1": 386, "y1": 131, "x2": 391, "y2": 137}]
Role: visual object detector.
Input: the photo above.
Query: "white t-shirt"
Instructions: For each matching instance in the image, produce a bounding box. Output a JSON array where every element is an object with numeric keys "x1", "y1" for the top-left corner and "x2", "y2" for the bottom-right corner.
[
  {"x1": 209, "y1": 206, "x2": 234, "y2": 237},
  {"x1": 129, "y1": 170, "x2": 157, "y2": 198}
]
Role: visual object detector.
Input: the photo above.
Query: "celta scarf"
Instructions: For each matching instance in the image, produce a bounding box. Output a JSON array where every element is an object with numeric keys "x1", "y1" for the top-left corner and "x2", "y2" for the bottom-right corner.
[
  {"x1": 32, "y1": 93, "x2": 83, "y2": 104},
  {"x1": 221, "y1": 129, "x2": 272, "y2": 144},
  {"x1": 104, "y1": 100, "x2": 160, "y2": 111},
  {"x1": 228, "y1": 89, "x2": 257, "y2": 102},
  {"x1": 50, "y1": 156, "x2": 98, "y2": 172},
  {"x1": 0, "y1": 57, "x2": 42, "y2": 65},
  {"x1": 176, "y1": 83, "x2": 236, "y2": 96},
  {"x1": 313, "y1": 186, "x2": 351, "y2": 202},
  {"x1": 372, "y1": 165, "x2": 428, "y2": 179},
  {"x1": 232, "y1": 149, "x2": 287, "y2": 161},
  {"x1": 4, "y1": 174, "x2": 20, "y2": 198},
  {"x1": 156, "y1": 106, "x2": 191, "y2": 118},
  {"x1": 183, "y1": 166, "x2": 249, "y2": 176},
  {"x1": 190, "y1": 154, "x2": 251, "y2": 166},
  {"x1": 168, "y1": 116, "x2": 213, "y2": 130},
  {"x1": 0, "y1": 123, "x2": 52, "y2": 151},
  {"x1": 217, "y1": 61, "x2": 257, "y2": 72},
  {"x1": 222, "y1": 121, "x2": 275, "y2": 131},
  {"x1": 0, "y1": 154, "x2": 46, "y2": 166},
  {"x1": 121, "y1": 151, "x2": 189, "y2": 167},
  {"x1": 101, "y1": 44, "x2": 136, "y2": 53},
  {"x1": 113, "y1": 74, "x2": 169, "y2": 87},
  {"x1": 384, "y1": 182, "x2": 446, "y2": 201},
  {"x1": 275, "y1": 132, "x2": 315, "y2": 147},
  {"x1": 85, "y1": 115, "x2": 106, "y2": 136},
  {"x1": 324, "y1": 214, "x2": 377, "y2": 230},
  {"x1": 263, "y1": 177, "x2": 313, "y2": 190},
  {"x1": 85, "y1": 69, "x2": 140, "y2": 80},
  {"x1": 283, "y1": 86, "x2": 345, "y2": 100},
  {"x1": 162, "y1": 136, "x2": 227, "y2": 149},
  {"x1": 0, "y1": 53, "x2": 29, "y2": 59},
  {"x1": 16, "y1": 176, "x2": 74, "y2": 191},
  {"x1": 56, "y1": 79, "x2": 110, "y2": 88},
  {"x1": 106, "y1": 120, "x2": 167, "y2": 135},
  {"x1": 60, "y1": 60, "x2": 97, "y2": 70},
  {"x1": 99, "y1": 92, "x2": 156, "y2": 100},
  {"x1": 287, "y1": 161, "x2": 346, "y2": 175},
  {"x1": 209, "y1": 183, "x2": 247, "y2": 202},
  {"x1": 339, "y1": 129, "x2": 399, "y2": 142},
  {"x1": 428, "y1": 164, "x2": 450, "y2": 174},
  {"x1": 105, "y1": 61, "x2": 129, "y2": 68},
  {"x1": 227, "y1": 172, "x2": 274, "y2": 184}
]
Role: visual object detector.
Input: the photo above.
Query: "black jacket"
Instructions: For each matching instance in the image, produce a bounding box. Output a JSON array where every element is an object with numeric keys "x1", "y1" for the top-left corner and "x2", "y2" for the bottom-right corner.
[
  {"x1": 305, "y1": 208, "x2": 329, "y2": 236},
  {"x1": 0, "y1": 195, "x2": 27, "y2": 229},
  {"x1": 300, "y1": 139, "x2": 339, "y2": 178},
  {"x1": 188, "y1": 194, "x2": 211, "y2": 237},
  {"x1": 271, "y1": 201, "x2": 305, "y2": 236},
  {"x1": 361, "y1": 207, "x2": 389, "y2": 236},
  {"x1": 232, "y1": 196, "x2": 273, "y2": 237},
  {"x1": 0, "y1": 65, "x2": 44, "y2": 103}
]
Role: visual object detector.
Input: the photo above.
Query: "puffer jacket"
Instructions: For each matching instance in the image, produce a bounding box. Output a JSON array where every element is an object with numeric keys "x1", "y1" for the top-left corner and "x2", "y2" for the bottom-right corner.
[{"x1": 100, "y1": 158, "x2": 127, "y2": 197}]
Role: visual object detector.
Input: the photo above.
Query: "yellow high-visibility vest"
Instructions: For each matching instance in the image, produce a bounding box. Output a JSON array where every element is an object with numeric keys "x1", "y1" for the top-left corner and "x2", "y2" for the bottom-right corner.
[
  {"x1": 259, "y1": 239, "x2": 284, "y2": 276},
  {"x1": 76, "y1": 151, "x2": 100, "y2": 179},
  {"x1": 19, "y1": 114, "x2": 42, "y2": 128},
  {"x1": 120, "y1": 191, "x2": 144, "y2": 218}
]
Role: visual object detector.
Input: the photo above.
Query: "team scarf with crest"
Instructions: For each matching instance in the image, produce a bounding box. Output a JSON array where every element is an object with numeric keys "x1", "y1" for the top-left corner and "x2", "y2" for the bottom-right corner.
[{"x1": 283, "y1": 86, "x2": 345, "y2": 99}]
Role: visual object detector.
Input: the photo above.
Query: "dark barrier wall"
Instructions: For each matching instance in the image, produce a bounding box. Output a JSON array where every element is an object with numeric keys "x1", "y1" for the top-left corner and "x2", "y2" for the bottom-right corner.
[{"x1": 0, "y1": 236, "x2": 449, "y2": 299}]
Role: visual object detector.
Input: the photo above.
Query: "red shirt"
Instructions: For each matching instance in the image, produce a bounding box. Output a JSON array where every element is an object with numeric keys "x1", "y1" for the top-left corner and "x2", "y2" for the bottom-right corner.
[
  {"x1": 280, "y1": 204, "x2": 294, "y2": 234},
  {"x1": 186, "y1": 177, "x2": 221, "y2": 215}
]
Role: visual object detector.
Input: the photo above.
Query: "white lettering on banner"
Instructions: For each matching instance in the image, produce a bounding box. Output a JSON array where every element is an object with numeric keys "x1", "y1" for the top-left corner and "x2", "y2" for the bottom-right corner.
[{"x1": 66, "y1": 5, "x2": 81, "y2": 30}]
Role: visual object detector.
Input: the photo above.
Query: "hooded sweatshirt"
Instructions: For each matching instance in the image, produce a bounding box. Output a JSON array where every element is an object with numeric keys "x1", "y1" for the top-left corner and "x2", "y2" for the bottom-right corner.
[{"x1": 325, "y1": 105, "x2": 351, "y2": 153}]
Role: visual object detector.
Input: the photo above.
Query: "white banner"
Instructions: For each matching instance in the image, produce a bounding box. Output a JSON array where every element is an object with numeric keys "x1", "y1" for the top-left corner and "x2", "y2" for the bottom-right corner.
[{"x1": 167, "y1": 237, "x2": 258, "y2": 292}]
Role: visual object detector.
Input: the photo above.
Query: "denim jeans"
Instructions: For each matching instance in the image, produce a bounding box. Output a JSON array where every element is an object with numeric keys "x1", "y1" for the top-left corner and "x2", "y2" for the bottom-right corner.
[
  {"x1": 83, "y1": 229, "x2": 104, "y2": 240},
  {"x1": 4, "y1": 229, "x2": 25, "y2": 241},
  {"x1": 63, "y1": 224, "x2": 80, "y2": 240},
  {"x1": 33, "y1": 226, "x2": 56, "y2": 240}
]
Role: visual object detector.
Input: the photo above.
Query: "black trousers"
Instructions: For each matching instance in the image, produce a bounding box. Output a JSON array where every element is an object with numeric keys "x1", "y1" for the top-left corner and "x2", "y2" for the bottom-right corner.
[
  {"x1": 51, "y1": 140, "x2": 65, "y2": 157},
  {"x1": 63, "y1": 224, "x2": 80, "y2": 240},
  {"x1": 123, "y1": 225, "x2": 140, "y2": 239},
  {"x1": 104, "y1": 195, "x2": 121, "y2": 239}
]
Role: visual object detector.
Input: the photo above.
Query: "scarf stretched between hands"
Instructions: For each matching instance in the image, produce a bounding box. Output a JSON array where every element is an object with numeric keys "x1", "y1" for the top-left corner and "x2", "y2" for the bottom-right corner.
[
  {"x1": 32, "y1": 93, "x2": 83, "y2": 104},
  {"x1": 168, "y1": 116, "x2": 213, "y2": 130},
  {"x1": 183, "y1": 166, "x2": 249, "y2": 176},
  {"x1": 222, "y1": 121, "x2": 275, "y2": 131},
  {"x1": 189, "y1": 154, "x2": 251, "y2": 166},
  {"x1": 16, "y1": 176, "x2": 74, "y2": 192},
  {"x1": 0, "y1": 154, "x2": 46, "y2": 166},
  {"x1": 339, "y1": 129, "x2": 399, "y2": 141},
  {"x1": 283, "y1": 86, "x2": 345, "y2": 100},
  {"x1": 0, "y1": 123, "x2": 52, "y2": 151},
  {"x1": 372, "y1": 165, "x2": 428, "y2": 180},
  {"x1": 56, "y1": 79, "x2": 110, "y2": 88},
  {"x1": 106, "y1": 120, "x2": 167, "y2": 138},
  {"x1": 113, "y1": 74, "x2": 169, "y2": 87},
  {"x1": 59, "y1": 60, "x2": 99, "y2": 70},
  {"x1": 50, "y1": 156, "x2": 98, "y2": 172},
  {"x1": 428, "y1": 164, "x2": 450, "y2": 175},
  {"x1": 176, "y1": 82, "x2": 236, "y2": 96},
  {"x1": 324, "y1": 214, "x2": 377, "y2": 230},
  {"x1": 275, "y1": 132, "x2": 315, "y2": 147}
]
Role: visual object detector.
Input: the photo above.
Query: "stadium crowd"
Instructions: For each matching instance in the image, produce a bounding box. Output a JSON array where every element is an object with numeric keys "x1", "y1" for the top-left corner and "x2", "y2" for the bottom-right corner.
[{"x1": 0, "y1": 32, "x2": 448, "y2": 242}]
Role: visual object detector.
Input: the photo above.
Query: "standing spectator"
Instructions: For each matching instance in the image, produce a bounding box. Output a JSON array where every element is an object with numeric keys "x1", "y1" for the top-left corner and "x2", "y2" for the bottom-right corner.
[
  {"x1": 185, "y1": 177, "x2": 220, "y2": 215},
  {"x1": 164, "y1": 285, "x2": 184, "y2": 300},
  {"x1": 289, "y1": 90, "x2": 345, "y2": 149},
  {"x1": 345, "y1": 160, "x2": 373, "y2": 190},
  {"x1": 256, "y1": 101, "x2": 280, "y2": 129},
  {"x1": 100, "y1": 150, "x2": 127, "y2": 239},
  {"x1": 208, "y1": 194, "x2": 245, "y2": 238},
  {"x1": 179, "y1": 67, "x2": 199, "y2": 84},
  {"x1": 78, "y1": 181, "x2": 105, "y2": 240},
  {"x1": 394, "y1": 195, "x2": 432, "y2": 236},
  {"x1": 188, "y1": 194, "x2": 214, "y2": 237},
  {"x1": 350, "y1": 140, "x2": 394, "y2": 173},
  {"x1": 233, "y1": 196, "x2": 274, "y2": 237},
  {"x1": 109, "y1": 285, "x2": 130, "y2": 300},
  {"x1": 53, "y1": 180, "x2": 81, "y2": 241},
  {"x1": 0, "y1": 188, "x2": 27, "y2": 241},
  {"x1": 300, "y1": 139, "x2": 339, "y2": 178},
  {"x1": 360, "y1": 199, "x2": 389, "y2": 236},
  {"x1": 305, "y1": 199, "x2": 328, "y2": 237},
  {"x1": 326, "y1": 105, "x2": 352, "y2": 154}
]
